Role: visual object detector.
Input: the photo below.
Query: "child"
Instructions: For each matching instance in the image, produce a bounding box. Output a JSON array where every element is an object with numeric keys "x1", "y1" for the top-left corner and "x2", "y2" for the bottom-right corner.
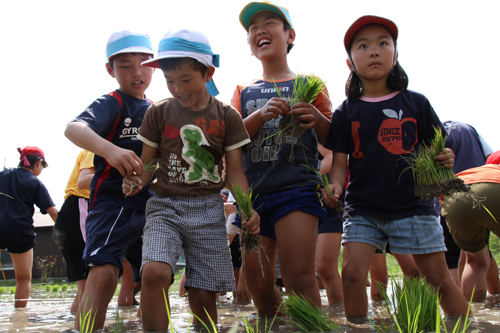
[
  {"x1": 52, "y1": 149, "x2": 94, "y2": 314},
  {"x1": 322, "y1": 15, "x2": 469, "y2": 321},
  {"x1": 122, "y1": 28, "x2": 260, "y2": 331},
  {"x1": 231, "y1": 1, "x2": 332, "y2": 317},
  {"x1": 64, "y1": 30, "x2": 154, "y2": 330},
  {"x1": 0, "y1": 146, "x2": 58, "y2": 307}
]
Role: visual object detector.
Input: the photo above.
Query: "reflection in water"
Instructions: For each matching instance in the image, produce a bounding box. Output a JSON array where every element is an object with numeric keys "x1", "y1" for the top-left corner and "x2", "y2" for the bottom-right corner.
[{"x1": 0, "y1": 288, "x2": 499, "y2": 332}]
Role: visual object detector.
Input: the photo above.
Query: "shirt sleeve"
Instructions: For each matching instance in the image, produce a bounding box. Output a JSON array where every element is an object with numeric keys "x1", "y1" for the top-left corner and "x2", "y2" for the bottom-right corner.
[
  {"x1": 138, "y1": 104, "x2": 163, "y2": 148},
  {"x1": 312, "y1": 81, "x2": 333, "y2": 121},
  {"x1": 72, "y1": 94, "x2": 121, "y2": 138},
  {"x1": 80, "y1": 151, "x2": 94, "y2": 170}
]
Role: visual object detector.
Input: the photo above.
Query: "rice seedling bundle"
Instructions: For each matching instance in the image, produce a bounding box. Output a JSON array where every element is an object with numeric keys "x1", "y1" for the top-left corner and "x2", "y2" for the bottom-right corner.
[
  {"x1": 411, "y1": 127, "x2": 497, "y2": 222},
  {"x1": 272, "y1": 75, "x2": 326, "y2": 161},
  {"x1": 283, "y1": 291, "x2": 340, "y2": 332},
  {"x1": 232, "y1": 183, "x2": 261, "y2": 254}
]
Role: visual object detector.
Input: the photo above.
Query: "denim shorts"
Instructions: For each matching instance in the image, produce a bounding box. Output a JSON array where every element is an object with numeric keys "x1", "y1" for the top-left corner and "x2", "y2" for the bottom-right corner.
[{"x1": 342, "y1": 215, "x2": 446, "y2": 254}]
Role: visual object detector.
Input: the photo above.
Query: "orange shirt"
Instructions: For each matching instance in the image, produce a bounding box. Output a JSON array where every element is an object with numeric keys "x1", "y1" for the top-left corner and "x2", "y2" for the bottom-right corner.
[{"x1": 456, "y1": 164, "x2": 500, "y2": 185}]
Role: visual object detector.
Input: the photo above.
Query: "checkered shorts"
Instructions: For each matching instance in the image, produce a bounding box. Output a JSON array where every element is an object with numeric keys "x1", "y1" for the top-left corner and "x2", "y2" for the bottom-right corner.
[{"x1": 142, "y1": 193, "x2": 235, "y2": 292}]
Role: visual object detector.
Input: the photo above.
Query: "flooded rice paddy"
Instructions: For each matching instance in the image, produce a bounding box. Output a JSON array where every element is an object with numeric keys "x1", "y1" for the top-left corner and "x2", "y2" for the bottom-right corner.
[{"x1": 0, "y1": 284, "x2": 499, "y2": 332}]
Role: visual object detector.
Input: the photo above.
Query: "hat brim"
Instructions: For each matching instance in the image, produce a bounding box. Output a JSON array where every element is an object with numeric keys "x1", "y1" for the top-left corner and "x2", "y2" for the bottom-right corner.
[
  {"x1": 141, "y1": 53, "x2": 211, "y2": 69},
  {"x1": 344, "y1": 15, "x2": 398, "y2": 52},
  {"x1": 239, "y1": 2, "x2": 293, "y2": 31},
  {"x1": 108, "y1": 46, "x2": 155, "y2": 62}
]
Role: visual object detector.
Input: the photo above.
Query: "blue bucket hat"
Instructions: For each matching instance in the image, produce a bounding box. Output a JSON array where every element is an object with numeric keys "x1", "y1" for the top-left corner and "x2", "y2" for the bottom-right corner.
[
  {"x1": 106, "y1": 30, "x2": 154, "y2": 62},
  {"x1": 239, "y1": 1, "x2": 293, "y2": 31},
  {"x1": 142, "y1": 29, "x2": 220, "y2": 96}
]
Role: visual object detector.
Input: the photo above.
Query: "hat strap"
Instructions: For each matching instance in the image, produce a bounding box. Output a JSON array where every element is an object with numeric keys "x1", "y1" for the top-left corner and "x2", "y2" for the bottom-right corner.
[
  {"x1": 17, "y1": 148, "x2": 30, "y2": 167},
  {"x1": 106, "y1": 35, "x2": 153, "y2": 60},
  {"x1": 159, "y1": 37, "x2": 220, "y2": 67}
]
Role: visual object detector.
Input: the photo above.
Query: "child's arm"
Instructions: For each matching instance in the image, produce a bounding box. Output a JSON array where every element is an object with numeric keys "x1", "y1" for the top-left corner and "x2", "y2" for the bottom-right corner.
[
  {"x1": 322, "y1": 151, "x2": 348, "y2": 208},
  {"x1": 289, "y1": 102, "x2": 331, "y2": 145},
  {"x1": 46, "y1": 206, "x2": 59, "y2": 223},
  {"x1": 65, "y1": 122, "x2": 143, "y2": 177},
  {"x1": 78, "y1": 167, "x2": 94, "y2": 190},
  {"x1": 122, "y1": 143, "x2": 157, "y2": 196},
  {"x1": 243, "y1": 97, "x2": 290, "y2": 138},
  {"x1": 435, "y1": 148, "x2": 455, "y2": 169},
  {"x1": 224, "y1": 148, "x2": 260, "y2": 235}
]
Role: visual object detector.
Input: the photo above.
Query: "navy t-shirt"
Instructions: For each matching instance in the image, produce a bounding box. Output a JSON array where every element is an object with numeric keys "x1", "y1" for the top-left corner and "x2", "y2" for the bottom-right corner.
[
  {"x1": 72, "y1": 90, "x2": 152, "y2": 211},
  {"x1": 326, "y1": 90, "x2": 444, "y2": 217},
  {"x1": 0, "y1": 168, "x2": 55, "y2": 236}
]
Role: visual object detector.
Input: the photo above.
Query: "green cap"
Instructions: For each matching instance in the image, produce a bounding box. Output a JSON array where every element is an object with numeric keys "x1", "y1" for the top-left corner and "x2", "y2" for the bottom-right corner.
[{"x1": 239, "y1": 1, "x2": 293, "y2": 31}]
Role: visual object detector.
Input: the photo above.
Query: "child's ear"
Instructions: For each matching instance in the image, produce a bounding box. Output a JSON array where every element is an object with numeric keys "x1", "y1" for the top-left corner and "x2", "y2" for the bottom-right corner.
[
  {"x1": 287, "y1": 28, "x2": 296, "y2": 45},
  {"x1": 205, "y1": 66, "x2": 216, "y2": 83},
  {"x1": 346, "y1": 58, "x2": 354, "y2": 71},
  {"x1": 106, "y1": 63, "x2": 115, "y2": 78}
]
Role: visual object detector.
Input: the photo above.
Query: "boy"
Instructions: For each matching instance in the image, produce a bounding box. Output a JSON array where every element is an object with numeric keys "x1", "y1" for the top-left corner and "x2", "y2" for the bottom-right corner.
[
  {"x1": 122, "y1": 28, "x2": 260, "y2": 332},
  {"x1": 64, "y1": 30, "x2": 155, "y2": 330},
  {"x1": 231, "y1": 1, "x2": 332, "y2": 317}
]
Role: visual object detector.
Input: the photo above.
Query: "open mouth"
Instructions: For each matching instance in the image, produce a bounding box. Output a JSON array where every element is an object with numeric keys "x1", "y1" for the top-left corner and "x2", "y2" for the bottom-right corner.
[
  {"x1": 258, "y1": 39, "x2": 271, "y2": 47},
  {"x1": 132, "y1": 80, "x2": 144, "y2": 86}
]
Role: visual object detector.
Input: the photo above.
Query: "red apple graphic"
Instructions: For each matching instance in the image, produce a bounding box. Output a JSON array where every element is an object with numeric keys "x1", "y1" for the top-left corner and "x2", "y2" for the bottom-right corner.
[{"x1": 378, "y1": 109, "x2": 417, "y2": 154}]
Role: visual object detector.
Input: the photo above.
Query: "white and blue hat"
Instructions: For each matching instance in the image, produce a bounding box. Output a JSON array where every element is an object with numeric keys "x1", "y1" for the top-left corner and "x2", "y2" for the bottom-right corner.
[
  {"x1": 142, "y1": 29, "x2": 220, "y2": 96},
  {"x1": 106, "y1": 30, "x2": 154, "y2": 62}
]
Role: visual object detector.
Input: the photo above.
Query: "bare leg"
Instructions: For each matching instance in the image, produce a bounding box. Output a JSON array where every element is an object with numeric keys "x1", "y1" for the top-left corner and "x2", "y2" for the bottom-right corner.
[
  {"x1": 179, "y1": 270, "x2": 188, "y2": 297},
  {"x1": 393, "y1": 253, "x2": 419, "y2": 277},
  {"x1": 317, "y1": 232, "x2": 343, "y2": 304},
  {"x1": 234, "y1": 268, "x2": 250, "y2": 303},
  {"x1": 369, "y1": 253, "x2": 388, "y2": 300},
  {"x1": 118, "y1": 260, "x2": 137, "y2": 306},
  {"x1": 71, "y1": 279, "x2": 87, "y2": 315},
  {"x1": 140, "y1": 261, "x2": 173, "y2": 332},
  {"x1": 461, "y1": 247, "x2": 490, "y2": 301},
  {"x1": 276, "y1": 211, "x2": 321, "y2": 308},
  {"x1": 486, "y1": 254, "x2": 500, "y2": 295},
  {"x1": 74, "y1": 264, "x2": 119, "y2": 330},
  {"x1": 188, "y1": 287, "x2": 217, "y2": 326},
  {"x1": 342, "y1": 242, "x2": 376, "y2": 320},
  {"x1": 10, "y1": 249, "x2": 33, "y2": 308},
  {"x1": 242, "y1": 235, "x2": 282, "y2": 317},
  {"x1": 413, "y1": 252, "x2": 469, "y2": 316}
]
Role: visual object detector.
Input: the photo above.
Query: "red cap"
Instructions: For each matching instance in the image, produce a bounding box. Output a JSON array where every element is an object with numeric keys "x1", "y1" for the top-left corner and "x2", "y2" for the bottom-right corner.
[
  {"x1": 18, "y1": 146, "x2": 48, "y2": 167},
  {"x1": 486, "y1": 150, "x2": 500, "y2": 165},
  {"x1": 344, "y1": 15, "x2": 398, "y2": 52}
]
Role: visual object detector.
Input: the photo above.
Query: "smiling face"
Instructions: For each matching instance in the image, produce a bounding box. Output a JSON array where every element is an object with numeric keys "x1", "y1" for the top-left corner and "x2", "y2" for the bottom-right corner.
[
  {"x1": 163, "y1": 60, "x2": 215, "y2": 111},
  {"x1": 106, "y1": 52, "x2": 154, "y2": 99},
  {"x1": 349, "y1": 24, "x2": 396, "y2": 83},
  {"x1": 247, "y1": 11, "x2": 295, "y2": 63}
]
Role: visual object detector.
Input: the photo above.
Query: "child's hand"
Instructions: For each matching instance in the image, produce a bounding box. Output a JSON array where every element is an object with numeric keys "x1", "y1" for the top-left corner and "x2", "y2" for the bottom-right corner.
[
  {"x1": 322, "y1": 183, "x2": 343, "y2": 209},
  {"x1": 105, "y1": 146, "x2": 143, "y2": 177},
  {"x1": 242, "y1": 210, "x2": 260, "y2": 235},
  {"x1": 435, "y1": 148, "x2": 455, "y2": 169},
  {"x1": 259, "y1": 97, "x2": 289, "y2": 123},
  {"x1": 289, "y1": 102, "x2": 327, "y2": 130},
  {"x1": 122, "y1": 175, "x2": 143, "y2": 197}
]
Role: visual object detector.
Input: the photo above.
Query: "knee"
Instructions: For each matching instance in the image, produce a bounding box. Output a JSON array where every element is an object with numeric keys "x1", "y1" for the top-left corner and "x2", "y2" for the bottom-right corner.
[
  {"x1": 141, "y1": 262, "x2": 172, "y2": 287},
  {"x1": 342, "y1": 266, "x2": 366, "y2": 289},
  {"x1": 317, "y1": 261, "x2": 337, "y2": 280}
]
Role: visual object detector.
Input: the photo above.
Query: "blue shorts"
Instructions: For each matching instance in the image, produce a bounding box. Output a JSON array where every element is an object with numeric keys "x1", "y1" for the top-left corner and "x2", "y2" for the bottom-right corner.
[
  {"x1": 342, "y1": 215, "x2": 446, "y2": 254},
  {"x1": 0, "y1": 233, "x2": 36, "y2": 254},
  {"x1": 318, "y1": 204, "x2": 343, "y2": 234},
  {"x1": 83, "y1": 206, "x2": 145, "y2": 282},
  {"x1": 234, "y1": 186, "x2": 326, "y2": 240}
]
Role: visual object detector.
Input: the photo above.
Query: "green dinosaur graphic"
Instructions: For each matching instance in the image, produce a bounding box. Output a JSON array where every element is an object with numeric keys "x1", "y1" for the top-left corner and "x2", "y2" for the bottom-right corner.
[{"x1": 180, "y1": 124, "x2": 220, "y2": 184}]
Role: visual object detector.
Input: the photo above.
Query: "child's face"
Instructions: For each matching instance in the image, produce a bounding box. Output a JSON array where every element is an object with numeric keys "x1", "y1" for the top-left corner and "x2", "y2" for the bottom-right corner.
[
  {"x1": 349, "y1": 24, "x2": 396, "y2": 82},
  {"x1": 163, "y1": 62, "x2": 215, "y2": 111},
  {"x1": 247, "y1": 11, "x2": 294, "y2": 63},
  {"x1": 106, "y1": 53, "x2": 154, "y2": 99}
]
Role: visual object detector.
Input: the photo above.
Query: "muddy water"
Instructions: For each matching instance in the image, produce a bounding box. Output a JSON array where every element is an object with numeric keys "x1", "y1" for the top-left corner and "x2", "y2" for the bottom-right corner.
[{"x1": 0, "y1": 287, "x2": 499, "y2": 332}]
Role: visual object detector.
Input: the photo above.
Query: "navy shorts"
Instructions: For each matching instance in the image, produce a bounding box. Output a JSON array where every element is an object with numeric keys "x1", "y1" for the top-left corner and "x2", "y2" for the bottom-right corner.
[
  {"x1": 318, "y1": 204, "x2": 343, "y2": 234},
  {"x1": 83, "y1": 205, "x2": 145, "y2": 282},
  {"x1": 234, "y1": 185, "x2": 326, "y2": 239},
  {"x1": 52, "y1": 195, "x2": 87, "y2": 282},
  {"x1": 0, "y1": 233, "x2": 36, "y2": 254}
]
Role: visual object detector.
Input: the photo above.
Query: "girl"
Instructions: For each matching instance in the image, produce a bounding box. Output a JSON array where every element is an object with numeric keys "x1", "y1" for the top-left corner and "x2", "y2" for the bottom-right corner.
[
  {"x1": 0, "y1": 146, "x2": 58, "y2": 307},
  {"x1": 322, "y1": 15, "x2": 469, "y2": 321}
]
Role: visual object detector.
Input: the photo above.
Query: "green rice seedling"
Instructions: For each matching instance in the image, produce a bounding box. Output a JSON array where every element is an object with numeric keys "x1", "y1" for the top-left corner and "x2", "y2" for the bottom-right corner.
[
  {"x1": 0, "y1": 286, "x2": 5, "y2": 294},
  {"x1": 45, "y1": 284, "x2": 51, "y2": 292},
  {"x1": 9, "y1": 287, "x2": 15, "y2": 294},
  {"x1": 109, "y1": 307, "x2": 124, "y2": 333},
  {"x1": 241, "y1": 307, "x2": 281, "y2": 333},
  {"x1": 302, "y1": 163, "x2": 348, "y2": 218},
  {"x1": 51, "y1": 284, "x2": 59, "y2": 293},
  {"x1": 271, "y1": 74, "x2": 327, "y2": 161},
  {"x1": 438, "y1": 287, "x2": 477, "y2": 333},
  {"x1": 0, "y1": 192, "x2": 14, "y2": 199},
  {"x1": 411, "y1": 127, "x2": 497, "y2": 223},
  {"x1": 374, "y1": 277, "x2": 439, "y2": 333},
  {"x1": 61, "y1": 284, "x2": 68, "y2": 292},
  {"x1": 78, "y1": 297, "x2": 96, "y2": 333},
  {"x1": 283, "y1": 291, "x2": 340, "y2": 332}
]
